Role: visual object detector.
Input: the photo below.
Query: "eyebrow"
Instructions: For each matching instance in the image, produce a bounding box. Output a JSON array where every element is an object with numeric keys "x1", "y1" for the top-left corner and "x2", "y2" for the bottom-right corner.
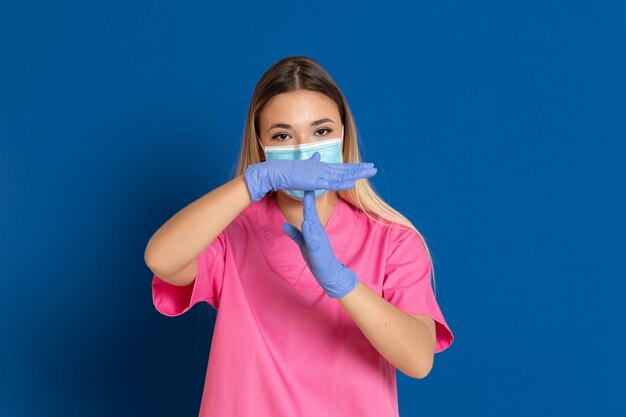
[{"x1": 266, "y1": 118, "x2": 335, "y2": 132}]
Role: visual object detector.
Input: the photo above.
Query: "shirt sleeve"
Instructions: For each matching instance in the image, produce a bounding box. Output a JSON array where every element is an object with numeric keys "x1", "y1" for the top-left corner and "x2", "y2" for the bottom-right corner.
[
  {"x1": 382, "y1": 228, "x2": 454, "y2": 353},
  {"x1": 151, "y1": 230, "x2": 228, "y2": 316}
]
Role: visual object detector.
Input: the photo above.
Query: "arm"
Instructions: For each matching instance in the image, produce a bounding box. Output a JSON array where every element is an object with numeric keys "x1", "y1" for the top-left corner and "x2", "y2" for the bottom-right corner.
[
  {"x1": 281, "y1": 190, "x2": 435, "y2": 378},
  {"x1": 337, "y1": 282, "x2": 436, "y2": 379},
  {"x1": 144, "y1": 174, "x2": 252, "y2": 285},
  {"x1": 147, "y1": 153, "x2": 377, "y2": 286}
]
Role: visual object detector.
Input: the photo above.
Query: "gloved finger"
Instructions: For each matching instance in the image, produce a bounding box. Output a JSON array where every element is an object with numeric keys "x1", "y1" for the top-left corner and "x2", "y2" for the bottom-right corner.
[
  {"x1": 320, "y1": 162, "x2": 378, "y2": 179},
  {"x1": 323, "y1": 164, "x2": 378, "y2": 180},
  {"x1": 315, "y1": 171, "x2": 375, "y2": 190},
  {"x1": 301, "y1": 218, "x2": 324, "y2": 252},
  {"x1": 340, "y1": 180, "x2": 355, "y2": 189},
  {"x1": 302, "y1": 190, "x2": 322, "y2": 227},
  {"x1": 307, "y1": 151, "x2": 321, "y2": 161},
  {"x1": 282, "y1": 222, "x2": 305, "y2": 247},
  {"x1": 312, "y1": 172, "x2": 349, "y2": 190},
  {"x1": 324, "y1": 161, "x2": 375, "y2": 171},
  {"x1": 329, "y1": 180, "x2": 355, "y2": 190},
  {"x1": 346, "y1": 166, "x2": 378, "y2": 180}
]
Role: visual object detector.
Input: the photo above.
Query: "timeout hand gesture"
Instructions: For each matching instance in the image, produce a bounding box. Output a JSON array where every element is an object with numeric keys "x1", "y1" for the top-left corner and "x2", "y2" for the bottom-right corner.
[
  {"x1": 244, "y1": 152, "x2": 378, "y2": 202},
  {"x1": 281, "y1": 190, "x2": 359, "y2": 298}
]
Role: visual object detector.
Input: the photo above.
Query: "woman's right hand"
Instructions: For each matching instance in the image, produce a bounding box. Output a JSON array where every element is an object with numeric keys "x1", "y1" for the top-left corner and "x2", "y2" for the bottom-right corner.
[{"x1": 243, "y1": 152, "x2": 378, "y2": 202}]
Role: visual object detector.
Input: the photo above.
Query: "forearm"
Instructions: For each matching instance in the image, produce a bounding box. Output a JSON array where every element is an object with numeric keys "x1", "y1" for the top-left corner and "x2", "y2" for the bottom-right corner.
[
  {"x1": 337, "y1": 281, "x2": 435, "y2": 379},
  {"x1": 145, "y1": 174, "x2": 252, "y2": 279}
]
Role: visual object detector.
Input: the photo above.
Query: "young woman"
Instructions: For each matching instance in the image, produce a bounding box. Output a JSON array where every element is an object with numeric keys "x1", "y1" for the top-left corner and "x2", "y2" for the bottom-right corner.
[{"x1": 145, "y1": 55, "x2": 454, "y2": 417}]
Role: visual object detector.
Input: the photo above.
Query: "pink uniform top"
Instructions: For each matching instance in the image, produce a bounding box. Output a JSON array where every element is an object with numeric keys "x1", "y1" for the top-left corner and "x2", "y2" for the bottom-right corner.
[{"x1": 152, "y1": 194, "x2": 454, "y2": 417}]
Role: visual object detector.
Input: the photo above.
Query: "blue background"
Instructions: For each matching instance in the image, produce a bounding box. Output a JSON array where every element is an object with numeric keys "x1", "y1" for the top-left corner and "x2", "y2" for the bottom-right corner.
[{"x1": 2, "y1": 1, "x2": 625, "y2": 416}]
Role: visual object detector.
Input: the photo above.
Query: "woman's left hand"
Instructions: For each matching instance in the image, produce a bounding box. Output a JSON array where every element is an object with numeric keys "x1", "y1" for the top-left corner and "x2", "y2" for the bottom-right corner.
[{"x1": 282, "y1": 190, "x2": 359, "y2": 298}]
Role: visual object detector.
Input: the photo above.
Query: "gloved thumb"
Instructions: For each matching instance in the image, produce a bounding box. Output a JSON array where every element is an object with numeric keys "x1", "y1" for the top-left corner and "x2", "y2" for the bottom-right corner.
[
  {"x1": 282, "y1": 222, "x2": 305, "y2": 247},
  {"x1": 307, "y1": 151, "x2": 321, "y2": 161}
]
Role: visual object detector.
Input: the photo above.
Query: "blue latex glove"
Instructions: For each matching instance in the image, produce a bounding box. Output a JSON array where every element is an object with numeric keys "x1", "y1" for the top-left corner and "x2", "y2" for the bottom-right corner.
[
  {"x1": 281, "y1": 190, "x2": 359, "y2": 298},
  {"x1": 244, "y1": 152, "x2": 377, "y2": 202}
]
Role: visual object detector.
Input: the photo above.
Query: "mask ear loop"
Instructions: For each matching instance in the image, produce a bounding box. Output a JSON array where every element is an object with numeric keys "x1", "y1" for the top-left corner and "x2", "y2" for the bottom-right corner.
[
  {"x1": 338, "y1": 125, "x2": 345, "y2": 165},
  {"x1": 256, "y1": 137, "x2": 267, "y2": 163}
]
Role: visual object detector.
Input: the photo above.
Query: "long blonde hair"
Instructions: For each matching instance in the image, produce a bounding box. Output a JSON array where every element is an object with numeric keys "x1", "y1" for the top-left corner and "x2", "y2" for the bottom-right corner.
[{"x1": 230, "y1": 55, "x2": 438, "y2": 295}]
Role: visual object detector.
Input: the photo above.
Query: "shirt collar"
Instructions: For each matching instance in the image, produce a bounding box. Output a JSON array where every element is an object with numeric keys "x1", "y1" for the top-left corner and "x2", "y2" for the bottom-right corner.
[{"x1": 252, "y1": 194, "x2": 358, "y2": 281}]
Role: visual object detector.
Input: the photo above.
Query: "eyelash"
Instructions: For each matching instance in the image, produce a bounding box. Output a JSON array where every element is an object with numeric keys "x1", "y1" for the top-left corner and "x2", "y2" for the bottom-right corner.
[{"x1": 271, "y1": 128, "x2": 332, "y2": 141}]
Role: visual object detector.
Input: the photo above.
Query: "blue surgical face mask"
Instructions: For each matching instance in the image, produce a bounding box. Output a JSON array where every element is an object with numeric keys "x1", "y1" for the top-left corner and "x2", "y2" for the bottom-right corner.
[{"x1": 260, "y1": 125, "x2": 344, "y2": 201}]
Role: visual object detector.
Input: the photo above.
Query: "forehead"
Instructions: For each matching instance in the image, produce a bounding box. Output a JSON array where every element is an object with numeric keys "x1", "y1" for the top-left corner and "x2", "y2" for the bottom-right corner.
[{"x1": 259, "y1": 90, "x2": 339, "y2": 125}]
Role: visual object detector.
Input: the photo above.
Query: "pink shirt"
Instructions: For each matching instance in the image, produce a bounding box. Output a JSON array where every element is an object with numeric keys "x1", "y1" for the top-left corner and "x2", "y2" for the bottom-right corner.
[{"x1": 152, "y1": 194, "x2": 454, "y2": 417}]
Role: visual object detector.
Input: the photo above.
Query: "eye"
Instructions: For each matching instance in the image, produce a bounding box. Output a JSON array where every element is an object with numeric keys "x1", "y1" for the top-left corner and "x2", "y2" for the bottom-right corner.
[
  {"x1": 315, "y1": 128, "x2": 332, "y2": 136},
  {"x1": 271, "y1": 133, "x2": 290, "y2": 141}
]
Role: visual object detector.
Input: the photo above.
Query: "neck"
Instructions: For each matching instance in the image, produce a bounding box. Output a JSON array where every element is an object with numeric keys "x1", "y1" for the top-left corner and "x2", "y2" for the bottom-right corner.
[{"x1": 274, "y1": 190, "x2": 338, "y2": 230}]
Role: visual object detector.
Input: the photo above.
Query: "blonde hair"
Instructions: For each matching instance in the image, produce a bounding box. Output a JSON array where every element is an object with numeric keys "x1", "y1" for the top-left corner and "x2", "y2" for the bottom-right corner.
[{"x1": 229, "y1": 55, "x2": 438, "y2": 295}]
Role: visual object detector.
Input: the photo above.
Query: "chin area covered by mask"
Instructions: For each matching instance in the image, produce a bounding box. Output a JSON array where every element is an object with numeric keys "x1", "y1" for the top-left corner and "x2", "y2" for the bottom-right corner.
[{"x1": 261, "y1": 126, "x2": 344, "y2": 201}]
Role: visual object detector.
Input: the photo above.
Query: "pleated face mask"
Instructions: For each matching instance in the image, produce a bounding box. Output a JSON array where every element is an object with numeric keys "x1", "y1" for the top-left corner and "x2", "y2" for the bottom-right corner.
[{"x1": 260, "y1": 125, "x2": 344, "y2": 201}]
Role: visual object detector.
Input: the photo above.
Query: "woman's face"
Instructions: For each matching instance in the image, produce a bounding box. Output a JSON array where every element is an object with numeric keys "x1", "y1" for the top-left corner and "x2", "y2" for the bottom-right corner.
[{"x1": 257, "y1": 89, "x2": 342, "y2": 148}]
